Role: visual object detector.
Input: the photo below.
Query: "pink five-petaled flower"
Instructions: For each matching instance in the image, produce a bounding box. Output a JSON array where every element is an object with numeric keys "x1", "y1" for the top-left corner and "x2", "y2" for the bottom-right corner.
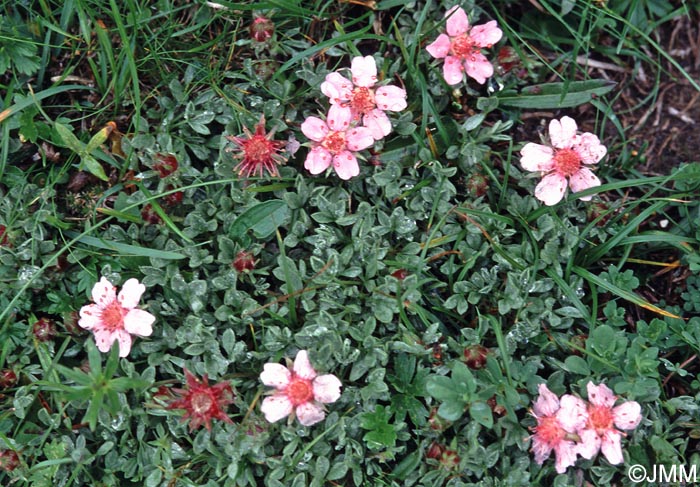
[
  {"x1": 301, "y1": 110, "x2": 374, "y2": 180},
  {"x1": 577, "y1": 382, "x2": 642, "y2": 465},
  {"x1": 167, "y1": 369, "x2": 235, "y2": 432},
  {"x1": 426, "y1": 6, "x2": 503, "y2": 85},
  {"x1": 78, "y1": 277, "x2": 155, "y2": 357},
  {"x1": 226, "y1": 115, "x2": 287, "y2": 178},
  {"x1": 520, "y1": 116, "x2": 607, "y2": 206},
  {"x1": 260, "y1": 350, "x2": 342, "y2": 426},
  {"x1": 530, "y1": 384, "x2": 588, "y2": 474},
  {"x1": 321, "y1": 55, "x2": 407, "y2": 140}
]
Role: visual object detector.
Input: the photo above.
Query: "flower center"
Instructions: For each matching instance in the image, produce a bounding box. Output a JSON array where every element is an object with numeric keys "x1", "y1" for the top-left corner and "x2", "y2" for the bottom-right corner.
[
  {"x1": 322, "y1": 131, "x2": 346, "y2": 154},
  {"x1": 286, "y1": 377, "x2": 314, "y2": 406},
  {"x1": 350, "y1": 87, "x2": 376, "y2": 116},
  {"x1": 191, "y1": 391, "x2": 214, "y2": 415},
  {"x1": 243, "y1": 136, "x2": 273, "y2": 162},
  {"x1": 534, "y1": 415, "x2": 566, "y2": 446},
  {"x1": 587, "y1": 405, "x2": 614, "y2": 434},
  {"x1": 100, "y1": 301, "x2": 125, "y2": 332},
  {"x1": 553, "y1": 148, "x2": 582, "y2": 177},
  {"x1": 451, "y1": 33, "x2": 478, "y2": 60}
]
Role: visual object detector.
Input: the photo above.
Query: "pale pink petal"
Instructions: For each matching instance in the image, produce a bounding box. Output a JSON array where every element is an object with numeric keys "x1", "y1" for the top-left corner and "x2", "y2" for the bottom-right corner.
[
  {"x1": 91, "y1": 277, "x2": 116, "y2": 307},
  {"x1": 534, "y1": 173, "x2": 568, "y2": 206},
  {"x1": 78, "y1": 304, "x2": 103, "y2": 330},
  {"x1": 345, "y1": 127, "x2": 375, "y2": 151},
  {"x1": 445, "y1": 6, "x2": 469, "y2": 37},
  {"x1": 586, "y1": 382, "x2": 616, "y2": 408},
  {"x1": 123, "y1": 309, "x2": 155, "y2": 336},
  {"x1": 304, "y1": 147, "x2": 332, "y2": 175},
  {"x1": 312, "y1": 374, "x2": 342, "y2": 403},
  {"x1": 533, "y1": 384, "x2": 560, "y2": 417},
  {"x1": 363, "y1": 110, "x2": 392, "y2": 140},
  {"x1": 520, "y1": 143, "x2": 555, "y2": 172},
  {"x1": 577, "y1": 428, "x2": 602, "y2": 460},
  {"x1": 426, "y1": 34, "x2": 451, "y2": 59},
  {"x1": 301, "y1": 116, "x2": 329, "y2": 142},
  {"x1": 463, "y1": 52, "x2": 494, "y2": 84},
  {"x1": 333, "y1": 152, "x2": 361, "y2": 180},
  {"x1": 117, "y1": 278, "x2": 146, "y2": 309},
  {"x1": 531, "y1": 435, "x2": 553, "y2": 465},
  {"x1": 115, "y1": 329, "x2": 133, "y2": 357},
  {"x1": 569, "y1": 167, "x2": 601, "y2": 200},
  {"x1": 374, "y1": 85, "x2": 407, "y2": 112},
  {"x1": 613, "y1": 401, "x2": 642, "y2": 430},
  {"x1": 93, "y1": 329, "x2": 117, "y2": 353},
  {"x1": 576, "y1": 133, "x2": 607, "y2": 165},
  {"x1": 600, "y1": 430, "x2": 624, "y2": 465},
  {"x1": 469, "y1": 21, "x2": 503, "y2": 47},
  {"x1": 260, "y1": 363, "x2": 292, "y2": 388},
  {"x1": 553, "y1": 441, "x2": 579, "y2": 473},
  {"x1": 293, "y1": 350, "x2": 317, "y2": 380},
  {"x1": 442, "y1": 56, "x2": 464, "y2": 85},
  {"x1": 261, "y1": 394, "x2": 294, "y2": 423},
  {"x1": 350, "y1": 55, "x2": 378, "y2": 88},
  {"x1": 557, "y1": 395, "x2": 588, "y2": 431},
  {"x1": 295, "y1": 402, "x2": 326, "y2": 426},
  {"x1": 327, "y1": 104, "x2": 353, "y2": 131},
  {"x1": 549, "y1": 116, "x2": 578, "y2": 149},
  {"x1": 321, "y1": 72, "x2": 353, "y2": 104}
]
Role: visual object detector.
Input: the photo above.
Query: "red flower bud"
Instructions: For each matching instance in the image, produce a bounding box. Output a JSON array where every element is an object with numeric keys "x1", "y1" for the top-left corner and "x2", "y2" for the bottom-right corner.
[
  {"x1": 462, "y1": 344, "x2": 489, "y2": 369},
  {"x1": 153, "y1": 154, "x2": 178, "y2": 178},
  {"x1": 250, "y1": 17, "x2": 274, "y2": 43},
  {"x1": 0, "y1": 450, "x2": 20, "y2": 472},
  {"x1": 32, "y1": 317, "x2": 57, "y2": 342},
  {"x1": 233, "y1": 251, "x2": 256, "y2": 273},
  {"x1": 0, "y1": 370, "x2": 17, "y2": 389}
]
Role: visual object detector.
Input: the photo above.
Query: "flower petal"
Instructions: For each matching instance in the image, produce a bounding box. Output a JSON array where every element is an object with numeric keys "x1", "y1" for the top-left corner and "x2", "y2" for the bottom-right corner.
[
  {"x1": 600, "y1": 430, "x2": 624, "y2": 465},
  {"x1": 463, "y1": 52, "x2": 494, "y2": 84},
  {"x1": 123, "y1": 309, "x2": 155, "y2": 336},
  {"x1": 553, "y1": 440, "x2": 579, "y2": 474},
  {"x1": 92, "y1": 277, "x2": 117, "y2": 307},
  {"x1": 613, "y1": 401, "x2": 642, "y2": 430},
  {"x1": 117, "y1": 278, "x2": 145, "y2": 309},
  {"x1": 445, "y1": 6, "x2": 469, "y2": 37},
  {"x1": 533, "y1": 384, "x2": 560, "y2": 417},
  {"x1": 442, "y1": 56, "x2": 464, "y2": 85},
  {"x1": 426, "y1": 34, "x2": 451, "y2": 59},
  {"x1": 115, "y1": 329, "x2": 133, "y2": 357},
  {"x1": 301, "y1": 116, "x2": 329, "y2": 142},
  {"x1": 293, "y1": 350, "x2": 317, "y2": 380},
  {"x1": 350, "y1": 55, "x2": 377, "y2": 88},
  {"x1": 304, "y1": 147, "x2": 332, "y2": 175},
  {"x1": 374, "y1": 85, "x2": 407, "y2": 112},
  {"x1": 534, "y1": 173, "x2": 568, "y2": 206},
  {"x1": 469, "y1": 20, "x2": 503, "y2": 47},
  {"x1": 261, "y1": 394, "x2": 293, "y2": 423},
  {"x1": 557, "y1": 394, "x2": 588, "y2": 431},
  {"x1": 520, "y1": 143, "x2": 555, "y2": 172},
  {"x1": 295, "y1": 402, "x2": 326, "y2": 426},
  {"x1": 569, "y1": 167, "x2": 601, "y2": 200},
  {"x1": 586, "y1": 382, "x2": 616, "y2": 408},
  {"x1": 260, "y1": 363, "x2": 292, "y2": 388},
  {"x1": 93, "y1": 329, "x2": 117, "y2": 353},
  {"x1": 333, "y1": 152, "x2": 361, "y2": 180},
  {"x1": 531, "y1": 435, "x2": 553, "y2": 465},
  {"x1": 363, "y1": 110, "x2": 392, "y2": 140},
  {"x1": 576, "y1": 428, "x2": 602, "y2": 460},
  {"x1": 576, "y1": 133, "x2": 607, "y2": 165},
  {"x1": 549, "y1": 116, "x2": 578, "y2": 149},
  {"x1": 78, "y1": 304, "x2": 103, "y2": 330},
  {"x1": 312, "y1": 374, "x2": 342, "y2": 403},
  {"x1": 321, "y1": 72, "x2": 353, "y2": 103},
  {"x1": 346, "y1": 127, "x2": 375, "y2": 151},
  {"x1": 327, "y1": 104, "x2": 353, "y2": 132}
]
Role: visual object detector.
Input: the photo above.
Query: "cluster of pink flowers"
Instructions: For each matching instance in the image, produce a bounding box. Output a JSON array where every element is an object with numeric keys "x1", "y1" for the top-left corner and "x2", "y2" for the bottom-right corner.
[
  {"x1": 302, "y1": 55, "x2": 407, "y2": 180},
  {"x1": 531, "y1": 382, "x2": 642, "y2": 473}
]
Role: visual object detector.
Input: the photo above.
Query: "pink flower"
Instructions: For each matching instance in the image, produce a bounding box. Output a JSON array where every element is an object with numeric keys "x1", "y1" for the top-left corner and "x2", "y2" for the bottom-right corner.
[
  {"x1": 520, "y1": 116, "x2": 607, "y2": 206},
  {"x1": 301, "y1": 110, "x2": 374, "y2": 180},
  {"x1": 260, "y1": 350, "x2": 342, "y2": 426},
  {"x1": 321, "y1": 55, "x2": 407, "y2": 140},
  {"x1": 577, "y1": 382, "x2": 642, "y2": 465},
  {"x1": 225, "y1": 115, "x2": 286, "y2": 178},
  {"x1": 530, "y1": 384, "x2": 588, "y2": 474},
  {"x1": 78, "y1": 277, "x2": 155, "y2": 357},
  {"x1": 426, "y1": 6, "x2": 503, "y2": 85}
]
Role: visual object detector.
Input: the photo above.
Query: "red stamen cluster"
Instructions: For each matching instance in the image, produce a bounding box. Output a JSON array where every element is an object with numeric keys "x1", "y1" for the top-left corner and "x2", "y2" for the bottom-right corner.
[{"x1": 167, "y1": 369, "x2": 234, "y2": 431}]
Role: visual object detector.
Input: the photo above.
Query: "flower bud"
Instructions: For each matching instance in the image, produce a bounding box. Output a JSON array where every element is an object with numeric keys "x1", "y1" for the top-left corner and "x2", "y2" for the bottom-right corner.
[
  {"x1": 32, "y1": 317, "x2": 57, "y2": 342},
  {"x1": 250, "y1": 17, "x2": 274, "y2": 43},
  {"x1": 462, "y1": 344, "x2": 489, "y2": 369},
  {"x1": 233, "y1": 251, "x2": 256, "y2": 273}
]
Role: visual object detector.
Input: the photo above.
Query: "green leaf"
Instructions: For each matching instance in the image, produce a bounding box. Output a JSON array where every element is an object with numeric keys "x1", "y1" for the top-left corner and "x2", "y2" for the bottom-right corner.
[
  {"x1": 360, "y1": 405, "x2": 397, "y2": 450},
  {"x1": 79, "y1": 154, "x2": 109, "y2": 181},
  {"x1": 469, "y1": 401, "x2": 494, "y2": 428},
  {"x1": 54, "y1": 122, "x2": 85, "y2": 153},
  {"x1": 437, "y1": 400, "x2": 466, "y2": 421},
  {"x1": 425, "y1": 375, "x2": 461, "y2": 402},
  {"x1": 498, "y1": 80, "x2": 617, "y2": 109},
  {"x1": 451, "y1": 361, "x2": 476, "y2": 394},
  {"x1": 564, "y1": 355, "x2": 590, "y2": 375},
  {"x1": 64, "y1": 231, "x2": 186, "y2": 260},
  {"x1": 229, "y1": 199, "x2": 291, "y2": 240}
]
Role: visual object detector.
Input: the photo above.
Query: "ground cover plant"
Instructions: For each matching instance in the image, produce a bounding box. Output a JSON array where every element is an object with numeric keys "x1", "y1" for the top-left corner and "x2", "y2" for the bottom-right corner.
[{"x1": 1, "y1": 0, "x2": 699, "y2": 485}]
